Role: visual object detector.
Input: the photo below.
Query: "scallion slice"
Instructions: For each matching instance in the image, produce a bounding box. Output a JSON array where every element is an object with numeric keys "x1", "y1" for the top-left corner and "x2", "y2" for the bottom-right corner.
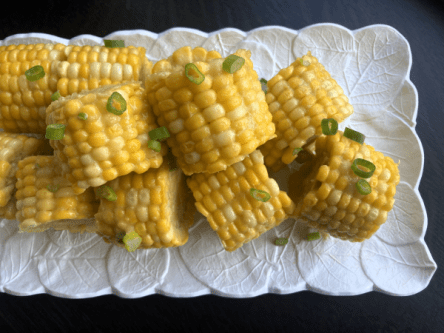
[
  {"x1": 25, "y1": 65, "x2": 45, "y2": 82},
  {"x1": 78, "y1": 112, "x2": 88, "y2": 120},
  {"x1": 149, "y1": 126, "x2": 170, "y2": 142},
  {"x1": 351, "y1": 158, "x2": 376, "y2": 178},
  {"x1": 104, "y1": 40, "x2": 125, "y2": 48},
  {"x1": 292, "y1": 147, "x2": 303, "y2": 156},
  {"x1": 260, "y1": 78, "x2": 267, "y2": 94},
  {"x1": 185, "y1": 63, "x2": 205, "y2": 85},
  {"x1": 46, "y1": 184, "x2": 59, "y2": 193},
  {"x1": 249, "y1": 188, "x2": 271, "y2": 202},
  {"x1": 260, "y1": 78, "x2": 267, "y2": 85},
  {"x1": 356, "y1": 179, "x2": 372, "y2": 195},
  {"x1": 344, "y1": 127, "x2": 365, "y2": 144},
  {"x1": 123, "y1": 231, "x2": 142, "y2": 252},
  {"x1": 148, "y1": 139, "x2": 161, "y2": 152},
  {"x1": 321, "y1": 118, "x2": 338, "y2": 135},
  {"x1": 106, "y1": 92, "x2": 127, "y2": 115},
  {"x1": 51, "y1": 91, "x2": 61, "y2": 101},
  {"x1": 307, "y1": 232, "x2": 321, "y2": 241},
  {"x1": 275, "y1": 238, "x2": 288, "y2": 246},
  {"x1": 45, "y1": 124, "x2": 66, "y2": 140},
  {"x1": 97, "y1": 185, "x2": 117, "y2": 201},
  {"x1": 222, "y1": 54, "x2": 245, "y2": 74}
]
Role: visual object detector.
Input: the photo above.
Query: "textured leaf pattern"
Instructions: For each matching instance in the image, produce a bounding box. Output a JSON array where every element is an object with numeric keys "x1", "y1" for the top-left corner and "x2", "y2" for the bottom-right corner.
[
  {"x1": 108, "y1": 245, "x2": 169, "y2": 296},
  {"x1": 361, "y1": 238, "x2": 436, "y2": 295},
  {"x1": 0, "y1": 25, "x2": 434, "y2": 297}
]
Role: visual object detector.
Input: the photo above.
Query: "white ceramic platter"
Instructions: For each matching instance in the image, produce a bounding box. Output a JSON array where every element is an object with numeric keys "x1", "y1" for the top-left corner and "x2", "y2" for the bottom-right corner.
[{"x1": 0, "y1": 24, "x2": 436, "y2": 298}]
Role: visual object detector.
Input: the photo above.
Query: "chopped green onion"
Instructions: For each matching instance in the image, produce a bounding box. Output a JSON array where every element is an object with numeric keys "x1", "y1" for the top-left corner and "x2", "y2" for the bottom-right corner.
[
  {"x1": 116, "y1": 231, "x2": 125, "y2": 244},
  {"x1": 185, "y1": 63, "x2": 205, "y2": 85},
  {"x1": 249, "y1": 188, "x2": 271, "y2": 202},
  {"x1": 321, "y1": 118, "x2": 338, "y2": 135},
  {"x1": 260, "y1": 78, "x2": 267, "y2": 94},
  {"x1": 222, "y1": 54, "x2": 245, "y2": 74},
  {"x1": 97, "y1": 185, "x2": 117, "y2": 201},
  {"x1": 148, "y1": 139, "x2": 161, "y2": 152},
  {"x1": 51, "y1": 91, "x2": 61, "y2": 101},
  {"x1": 260, "y1": 78, "x2": 267, "y2": 85},
  {"x1": 275, "y1": 238, "x2": 288, "y2": 246},
  {"x1": 123, "y1": 231, "x2": 142, "y2": 252},
  {"x1": 25, "y1": 65, "x2": 45, "y2": 82},
  {"x1": 104, "y1": 40, "x2": 125, "y2": 48},
  {"x1": 292, "y1": 147, "x2": 303, "y2": 156},
  {"x1": 351, "y1": 158, "x2": 376, "y2": 178},
  {"x1": 45, "y1": 124, "x2": 66, "y2": 140},
  {"x1": 300, "y1": 58, "x2": 304, "y2": 65},
  {"x1": 344, "y1": 127, "x2": 365, "y2": 144},
  {"x1": 106, "y1": 92, "x2": 127, "y2": 115},
  {"x1": 46, "y1": 184, "x2": 60, "y2": 193},
  {"x1": 356, "y1": 179, "x2": 372, "y2": 195},
  {"x1": 77, "y1": 112, "x2": 88, "y2": 120},
  {"x1": 307, "y1": 232, "x2": 321, "y2": 241},
  {"x1": 149, "y1": 126, "x2": 170, "y2": 142}
]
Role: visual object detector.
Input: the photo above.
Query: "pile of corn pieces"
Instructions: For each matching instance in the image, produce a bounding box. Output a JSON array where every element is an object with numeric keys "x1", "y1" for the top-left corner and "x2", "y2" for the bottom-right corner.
[{"x1": 0, "y1": 41, "x2": 400, "y2": 252}]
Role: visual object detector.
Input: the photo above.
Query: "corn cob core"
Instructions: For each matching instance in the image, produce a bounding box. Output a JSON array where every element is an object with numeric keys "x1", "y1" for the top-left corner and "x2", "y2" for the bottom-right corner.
[
  {"x1": 152, "y1": 46, "x2": 222, "y2": 74},
  {"x1": 289, "y1": 131, "x2": 400, "y2": 242},
  {"x1": 0, "y1": 43, "x2": 152, "y2": 134},
  {"x1": 146, "y1": 49, "x2": 276, "y2": 175},
  {"x1": 15, "y1": 155, "x2": 99, "y2": 232},
  {"x1": 46, "y1": 81, "x2": 166, "y2": 194},
  {"x1": 95, "y1": 162, "x2": 196, "y2": 249},
  {"x1": 187, "y1": 150, "x2": 295, "y2": 252},
  {"x1": 0, "y1": 132, "x2": 46, "y2": 207},
  {"x1": 259, "y1": 51, "x2": 354, "y2": 172}
]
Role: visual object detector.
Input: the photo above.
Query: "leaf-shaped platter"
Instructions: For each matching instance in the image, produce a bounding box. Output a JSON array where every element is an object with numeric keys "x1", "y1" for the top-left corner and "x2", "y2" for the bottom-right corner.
[{"x1": 0, "y1": 24, "x2": 436, "y2": 298}]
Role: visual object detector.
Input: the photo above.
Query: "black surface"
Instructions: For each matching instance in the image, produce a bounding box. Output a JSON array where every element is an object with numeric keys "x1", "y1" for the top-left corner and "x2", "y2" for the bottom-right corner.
[{"x1": 1, "y1": 0, "x2": 443, "y2": 332}]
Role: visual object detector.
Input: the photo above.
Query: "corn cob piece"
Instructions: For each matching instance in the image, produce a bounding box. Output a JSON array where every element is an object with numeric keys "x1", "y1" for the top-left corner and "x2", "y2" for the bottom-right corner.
[
  {"x1": 15, "y1": 155, "x2": 99, "y2": 233},
  {"x1": 54, "y1": 44, "x2": 152, "y2": 97},
  {"x1": 187, "y1": 150, "x2": 295, "y2": 252},
  {"x1": 0, "y1": 43, "x2": 68, "y2": 133},
  {"x1": 0, "y1": 43, "x2": 152, "y2": 134},
  {"x1": 145, "y1": 49, "x2": 276, "y2": 175},
  {"x1": 0, "y1": 132, "x2": 47, "y2": 208},
  {"x1": 289, "y1": 131, "x2": 400, "y2": 242},
  {"x1": 95, "y1": 162, "x2": 196, "y2": 250},
  {"x1": 259, "y1": 51, "x2": 354, "y2": 172},
  {"x1": 46, "y1": 81, "x2": 167, "y2": 194},
  {"x1": 152, "y1": 46, "x2": 222, "y2": 74}
]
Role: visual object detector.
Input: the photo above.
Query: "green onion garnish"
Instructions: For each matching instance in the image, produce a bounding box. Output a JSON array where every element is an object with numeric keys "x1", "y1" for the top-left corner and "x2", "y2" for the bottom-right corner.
[
  {"x1": 46, "y1": 184, "x2": 60, "y2": 193},
  {"x1": 123, "y1": 231, "x2": 142, "y2": 252},
  {"x1": 344, "y1": 127, "x2": 365, "y2": 144},
  {"x1": 307, "y1": 232, "x2": 321, "y2": 241},
  {"x1": 116, "y1": 231, "x2": 125, "y2": 244},
  {"x1": 260, "y1": 78, "x2": 267, "y2": 94},
  {"x1": 275, "y1": 238, "x2": 288, "y2": 246},
  {"x1": 106, "y1": 92, "x2": 127, "y2": 115},
  {"x1": 148, "y1": 139, "x2": 161, "y2": 152},
  {"x1": 356, "y1": 179, "x2": 372, "y2": 195},
  {"x1": 104, "y1": 40, "x2": 125, "y2": 48},
  {"x1": 45, "y1": 124, "x2": 66, "y2": 140},
  {"x1": 185, "y1": 63, "x2": 205, "y2": 85},
  {"x1": 25, "y1": 65, "x2": 45, "y2": 82},
  {"x1": 149, "y1": 126, "x2": 170, "y2": 142},
  {"x1": 249, "y1": 188, "x2": 271, "y2": 202},
  {"x1": 222, "y1": 54, "x2": 245, "y2": 74},
  {"x1": 321, "y1": 118, "x2": 338, "y2": 135},
  {"x1": 97, "y1": 185, "x2": 117, "y2": 201},
  {"x1": 78, "y1": 112, "x2": 88, "y2": 120},
  {"x1": 51, "y1": 91, "x2": 61, "y2": 101},
  {"x1": 351, "y1": 158, "x2": 376, "y2": 178},
  {"x1": 292, "y1": 147, "x2": 303, "y2": 156}
]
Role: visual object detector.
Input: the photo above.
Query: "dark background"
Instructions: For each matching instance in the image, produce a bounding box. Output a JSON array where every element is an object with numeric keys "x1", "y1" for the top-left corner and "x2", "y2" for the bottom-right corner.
[{"x1": 1, "y1": 0, "x2": 443, "y2": 332}]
